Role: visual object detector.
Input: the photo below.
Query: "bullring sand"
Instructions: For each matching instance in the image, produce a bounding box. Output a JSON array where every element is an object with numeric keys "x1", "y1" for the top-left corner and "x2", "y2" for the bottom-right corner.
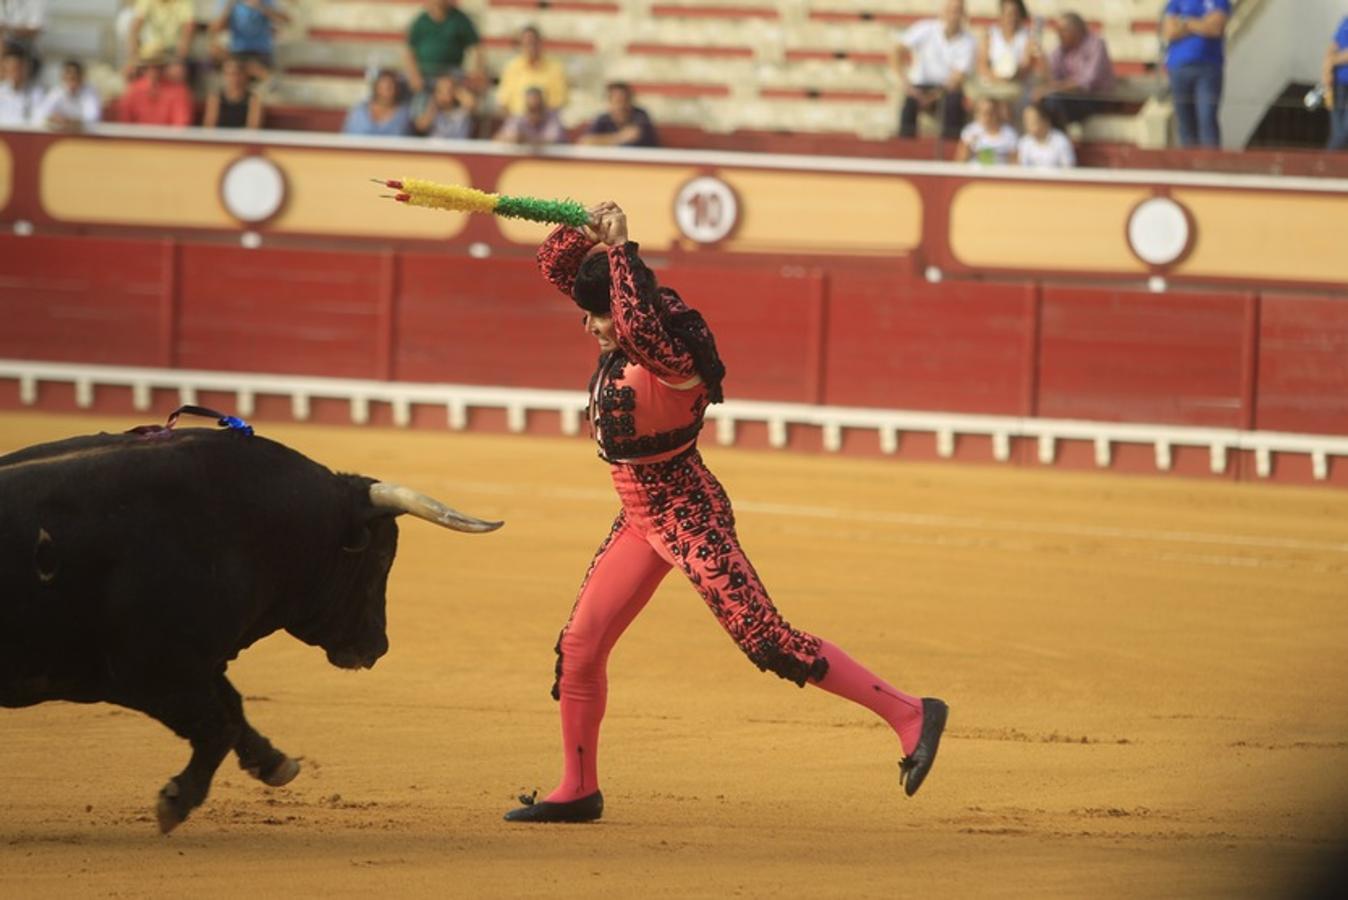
[{"x1": 2, "y1": 412, "x2": 1346, "y2": 898}]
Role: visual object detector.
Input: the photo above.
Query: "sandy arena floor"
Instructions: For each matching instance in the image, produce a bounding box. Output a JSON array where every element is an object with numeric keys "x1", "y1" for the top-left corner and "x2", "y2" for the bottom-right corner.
[{"x1": 2, "y1": 411, "x2": 1346, "y2": 899}]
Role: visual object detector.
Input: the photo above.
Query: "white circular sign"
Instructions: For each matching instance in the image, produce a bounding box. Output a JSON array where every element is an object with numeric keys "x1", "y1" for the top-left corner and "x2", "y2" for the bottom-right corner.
[
  {"x1": 1127, "y1": 197, "x2": 1191, "y2": 267},
  {"x1": 674, "y1": 176, "x2": 739, "y2": 244},
  {"x1": 220, "y1": 156, "x2": 286, "y2": 224}
]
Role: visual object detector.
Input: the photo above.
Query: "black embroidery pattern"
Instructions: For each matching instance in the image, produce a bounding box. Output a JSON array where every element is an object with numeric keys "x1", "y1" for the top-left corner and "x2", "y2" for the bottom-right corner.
[
  {"x1": 537, "y1": 225, "x2": 597, "y2": 298},
  {"x1": 633, "y1": 449, "x2": 826, "y2": 687},
  {"x1": 589, "y1": 351, "x2": 707, "y2": 463},
  {"x1": 595, "y1": 376, "x2": 636, "y2": 441},
  {"x1": 551, "y1": 510, "x2": 627, "y2": 700},
  {"x1": 609, "y1": 244, "x2": 699, "y2": 382}
]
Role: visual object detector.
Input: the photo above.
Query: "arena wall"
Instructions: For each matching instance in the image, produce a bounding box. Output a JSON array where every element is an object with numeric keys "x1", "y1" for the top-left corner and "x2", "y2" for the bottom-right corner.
[{"x1": 1, "y1": 126, "x2": 1346, "y2": 485}]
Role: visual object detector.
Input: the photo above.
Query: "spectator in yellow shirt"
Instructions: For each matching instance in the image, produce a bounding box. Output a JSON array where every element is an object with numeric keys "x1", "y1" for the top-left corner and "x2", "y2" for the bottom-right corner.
[
  {"x1": 495, "y1": 25, "x2": 567, "y2": 118},
  {"x1": 125, "y1": 0, "x2": 195, "y2": 78}
]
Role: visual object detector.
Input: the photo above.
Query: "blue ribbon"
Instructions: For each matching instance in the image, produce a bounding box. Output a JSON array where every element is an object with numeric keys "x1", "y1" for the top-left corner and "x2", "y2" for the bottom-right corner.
[{"x1": 217, "y1": 415, "x2": 254, "y2": 437}]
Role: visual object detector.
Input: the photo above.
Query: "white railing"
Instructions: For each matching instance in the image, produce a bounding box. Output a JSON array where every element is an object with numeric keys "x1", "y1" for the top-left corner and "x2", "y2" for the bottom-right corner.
[{"x1": 3, "y1": 358, "x2": 1346, "y2": 481}]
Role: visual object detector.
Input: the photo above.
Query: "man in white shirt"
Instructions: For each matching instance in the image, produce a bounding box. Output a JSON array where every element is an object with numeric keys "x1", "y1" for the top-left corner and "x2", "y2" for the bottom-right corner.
[
  {"x1": 894, "y1": 0, "x2": 976, "y2": 140},
  {"x1": 0, "y1": 44, "x2": 41, "y2": 124},
  {"x1": 33, "y1": 59, "x2": 100, "y2": 128}
]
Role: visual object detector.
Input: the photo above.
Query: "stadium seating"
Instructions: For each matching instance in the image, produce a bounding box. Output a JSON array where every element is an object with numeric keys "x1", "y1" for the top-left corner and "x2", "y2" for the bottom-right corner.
[{"x1": 41, "y1": 0, "x2": 1172, "y2": 147}]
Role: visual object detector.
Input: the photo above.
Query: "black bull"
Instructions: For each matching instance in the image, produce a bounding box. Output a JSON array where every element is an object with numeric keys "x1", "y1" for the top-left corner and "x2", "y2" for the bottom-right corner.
[{"x1": 0, "y1": 427, "x2": 501, "y2": 833}]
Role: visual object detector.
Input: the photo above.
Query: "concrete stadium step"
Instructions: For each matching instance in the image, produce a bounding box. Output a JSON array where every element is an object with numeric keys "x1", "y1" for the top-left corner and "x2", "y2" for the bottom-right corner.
[
  {"x1": 756, "y1": 60, "x2": 897, "y2": 93},
  {"x1": 1080, "y1": 112, "x2": 1152, "y2": 145},
  {"x1": 278, "y1": 39, "x2": 402, "y2": 74},
  {"x1": 782, "y1": 21, "x2": 894, "y2": 55},
  {"x1": 708, "y1": 97, "x2": 898, "y2": 139},
  {"x1": 806, "y1": 0, "x2": 943, "y2": 14},
  {"x1": 304, "y1": 1, "x2": 424, "y2": 34},
  {"x1": 605, "y1": 54, "x2": 753, "y2": 86},
  {"x1": 273, "y1": 74, "x2": 369, "y2": 110}
]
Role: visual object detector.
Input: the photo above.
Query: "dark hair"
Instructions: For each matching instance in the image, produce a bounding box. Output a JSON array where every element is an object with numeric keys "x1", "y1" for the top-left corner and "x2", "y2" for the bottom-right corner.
[
  {"x1": 520, "y1": 24, "x2": 541, "y2": 40},
  {"x1": 606, "y1": 81, "x2": 633, "y2": 99},
  {"x1": 572, "y1": 253, "x2": 613, "y2": 315},
  {"x1": 2, "y1": 44, "x2": 29, "y2": 62},
  {"x1": 1000, "y1": 0, "x2": 1029, "y2": 20},
  {"x1": 62, "y1": 59, "x2": 85, "y2": 78},
  {"x1": 371, "y1": 68, "x2": 404, "y2": 102}
]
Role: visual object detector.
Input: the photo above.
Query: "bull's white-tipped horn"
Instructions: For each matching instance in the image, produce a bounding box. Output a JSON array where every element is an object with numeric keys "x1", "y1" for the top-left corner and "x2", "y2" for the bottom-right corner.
[{"x1": 368, "y1": 483, "x2": 503, "y2": 533}]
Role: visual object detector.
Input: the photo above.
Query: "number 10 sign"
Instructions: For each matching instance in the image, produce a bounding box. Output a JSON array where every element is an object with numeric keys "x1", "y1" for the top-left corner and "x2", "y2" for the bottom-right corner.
[{"x1": 673, "y1": 175, "x2": 740, "y2": 244}]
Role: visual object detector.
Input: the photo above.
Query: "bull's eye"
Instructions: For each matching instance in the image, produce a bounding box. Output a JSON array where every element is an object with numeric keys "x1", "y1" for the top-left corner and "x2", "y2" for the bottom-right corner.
[
  {"x1": 34, "y1": 527, "x2": 57, "y2": 584},
  {"x1": 342, "y1": 526, "x2": 372, "y2": 554}
]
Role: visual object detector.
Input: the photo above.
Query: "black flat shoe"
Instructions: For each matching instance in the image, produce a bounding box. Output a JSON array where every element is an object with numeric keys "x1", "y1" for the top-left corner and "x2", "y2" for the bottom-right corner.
[
  {"x1": 503, "y1": 790, "x2": 604, "y2": 823},
  {"x1": 899, "y1": 698, "x2": 948, "y2": 797}
]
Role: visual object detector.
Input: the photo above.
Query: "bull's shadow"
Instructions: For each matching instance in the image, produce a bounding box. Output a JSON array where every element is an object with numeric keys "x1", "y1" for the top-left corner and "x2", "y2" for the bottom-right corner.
[{"x1": 0, "y1": 424, "x2": 501, "y2": 833}]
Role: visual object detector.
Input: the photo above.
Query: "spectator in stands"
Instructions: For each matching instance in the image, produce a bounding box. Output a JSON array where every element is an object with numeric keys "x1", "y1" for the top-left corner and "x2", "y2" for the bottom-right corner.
[
  {"x1": 117, "y1": 54, "x2": 193, "y2": 126},
  {"x1": 496, "y1": 25, "x2": 568, "y2": 118},
  {"x1": 125, "y1": 0, "x2": 196, "y2": 80},
  {"x1": 955, "y1": 96, "x2": 1017, "y2": 164},
  {"x1": 209, "y1": 0, "x2": 290, "y2": 81},
  {"x1": 1028, "y1": 12, "x2": 1116, "y2": 128},
  {"x1": 494, "y1": 85, "x2": 565, "y2": 145},
  {"x1": 977, "y1": 0, "x2": 1032, "y2": 90},
  {"x1": 203, "y1": 55, "x2": 263, "y2": 128},
  {"x1": 0, "y1": 0, "x2": 43, "y2": 62},
  {"x1": 403, "y1": 0, "x2": 482, "y2": 99},
  {"x1": 1015, "y1": 100, "x2": 1075, "y2": 168},
  {"x1": 578, "y1": 82, "x2": 658, "y2": 148},
  {"x1": 1162, "y1": 0, "x2": 1230, "y2": 148},
  {"x1": 1326, "y1": 14, "x2": 1348, "y2": 151},
  {"x1": 894, "y1": 0, "x2": 976, "y2": 141},
  {"x1": 414, "y1": 71, "x2": 475, "y2": 139},
  {"x1": 0, "y1": 43, "x2": 39, "y2": 124},
  {"x1": 34, "y1": 58, "x2": 101, "y2": 128},
  {"x1": 343, "y1": 68, "x2": 412, "y2": 137}
]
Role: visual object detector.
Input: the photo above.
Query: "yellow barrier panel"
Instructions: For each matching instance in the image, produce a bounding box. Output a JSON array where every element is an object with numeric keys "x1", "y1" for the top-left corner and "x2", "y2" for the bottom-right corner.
[
  {"x1": 1173, "y1": 190, "x2": 1348, "y2": 286},
  {"x1": 949, "y1": 182, "x2": 1151, "y2": 273},
  {"x1": 42, "y1": 139, "x2": 238, "y2": 228}
]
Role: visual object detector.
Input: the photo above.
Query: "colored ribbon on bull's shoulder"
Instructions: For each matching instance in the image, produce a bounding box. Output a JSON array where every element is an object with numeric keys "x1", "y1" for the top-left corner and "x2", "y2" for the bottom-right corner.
[{"x1": 372, "y1": 178, "x2": 590, "y2": 227}]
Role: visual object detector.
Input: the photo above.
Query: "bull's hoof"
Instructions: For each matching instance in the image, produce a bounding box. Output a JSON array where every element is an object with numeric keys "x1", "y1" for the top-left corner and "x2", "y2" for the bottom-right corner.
[
  {"x1": 259, "y1": 756, "x2": 301, "y2": 788},
  {"x1": 156, "y1": 779, "x2": 188, "y2": 835},
  {"x1": 244, "y1": 753, "x2": 301, "y2": 788}
]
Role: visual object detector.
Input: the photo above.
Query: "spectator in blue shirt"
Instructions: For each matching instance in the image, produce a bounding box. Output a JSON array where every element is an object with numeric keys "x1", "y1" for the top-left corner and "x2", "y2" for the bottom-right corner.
[
  {"x1": 343, "y1": 69, "x2": 412, "y2": 137},
  {"x1": 1325, "y1": 15, "x2": 1348, "y2": 151},
  {"x1": 209, "y1": 0, "x2": 289, "y2": 80},
  {"x1": 1163, "y1": 0, "x2": 1230, "y2": 148}
]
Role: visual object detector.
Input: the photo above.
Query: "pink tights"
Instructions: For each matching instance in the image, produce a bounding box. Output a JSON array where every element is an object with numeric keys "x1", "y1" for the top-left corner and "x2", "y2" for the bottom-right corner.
[{"x1": 546, "y1": 482, "x2": 924, "y2": 803}]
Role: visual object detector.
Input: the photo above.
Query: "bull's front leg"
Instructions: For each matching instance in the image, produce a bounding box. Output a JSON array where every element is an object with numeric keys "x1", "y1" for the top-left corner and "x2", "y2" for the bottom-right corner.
[
  {"x1": 115, "y1": 680, "x2": 243, "y2": 834},
  {"x1": 218, "y1": 676, "x2": 301, "y2": 788}
]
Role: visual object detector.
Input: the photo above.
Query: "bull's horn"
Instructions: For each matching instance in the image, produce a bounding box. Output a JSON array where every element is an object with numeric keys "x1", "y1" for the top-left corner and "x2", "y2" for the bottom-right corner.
[{"x1": 368, "y1": 483, "x2": 503, "y2": 533}]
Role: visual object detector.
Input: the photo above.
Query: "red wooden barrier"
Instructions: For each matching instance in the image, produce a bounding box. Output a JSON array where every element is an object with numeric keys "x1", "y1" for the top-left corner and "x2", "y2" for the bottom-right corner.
[
  {"x1": 4, "y1": 234, "x2": 1348, "y2": 472},
  {"x1": 176, "y1": 244, "x2": 387, "y2": 378},
  {"x1": 394, "y1": 253, "x2": 595, "y2": 388},
  {"x1": 0, "y1": 235, "x2": 169, "y2": 366},
  {"x1": 823, "y1": 273, "x2": 1038, "y2": 414},
  {"x1": 1256, "y1": 293, "x2": 1348, "y2": 436},
  {"x1": 1037, "y1": 286, "x2": 1254, "y2": 428},
  {"x1": 659, "y1": 262, "x2": 826, "y2": 404}
]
